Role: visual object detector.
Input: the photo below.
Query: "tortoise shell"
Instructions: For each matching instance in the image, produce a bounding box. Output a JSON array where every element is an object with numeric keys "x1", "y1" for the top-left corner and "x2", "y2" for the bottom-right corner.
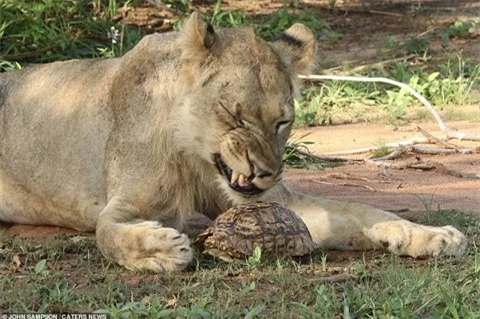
[{"x1": 195, "y1": 202, "x2": 317, "y2": 261}]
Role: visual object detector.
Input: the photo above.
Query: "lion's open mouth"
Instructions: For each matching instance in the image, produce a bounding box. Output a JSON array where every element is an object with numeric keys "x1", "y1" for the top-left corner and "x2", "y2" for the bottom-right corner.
[{"x1": 214, "y1": 154, "x2": 264, "y2": 196}]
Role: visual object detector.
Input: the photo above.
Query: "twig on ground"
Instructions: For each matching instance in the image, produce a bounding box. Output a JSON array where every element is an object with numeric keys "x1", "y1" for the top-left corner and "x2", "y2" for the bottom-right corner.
[
  {"x1": 372, "y1": 144, "x2": 463, "y2": 161},
  {"x1": 415, "y1": 126, "x2": 459, "y2": 148},
  {"x1": 145, "y1": 0, "x2": 183, "y2": 15},
  {"x1": 370, "y1": 148, "x2": 406, "y2": 161},
  {"x1": 366, "y1": 158, "x2": 480, "y2": 179},
  {"x1": 284, "y1": 145, "x2": 363, "y2": 163},
  {"x1": 1, "y1": 45, "x2": 58, "y2": 61},
  {"x1": 328, "y1": 7, "x2": 403, "y2": 17},
  {"x1": 324, "y1": 172, "x2": 369, "y2": 181},
  {"x1": 444, "y1": 128, "x2": 480, "y2": 142},
  {"x1": 325, "y1": 136, "x2": 429, "y2": 156},
  {"x1": 307, "y1": 273, "x2": 357, "y2": 284},
  {"x1": 312, "y1": 179, "x2": 376, "y2": 192},
  {"x1": 322, "y1": 55, "x2": 417, "y2": 74},
  {"x1": 366, "y1": 10, "x2": 403, "y2": 17}
]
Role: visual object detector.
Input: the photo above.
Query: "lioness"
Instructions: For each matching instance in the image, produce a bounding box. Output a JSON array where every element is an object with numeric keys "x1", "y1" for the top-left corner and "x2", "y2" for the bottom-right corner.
[{"x1": 0, "y1": 13, "x2": 466, "y2": 272}]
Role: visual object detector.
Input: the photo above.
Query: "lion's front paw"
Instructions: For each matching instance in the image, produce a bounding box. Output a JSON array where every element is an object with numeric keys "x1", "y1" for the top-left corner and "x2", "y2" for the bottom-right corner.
[
  {"x1": 98, "y1": 221, "x2": 193, "y2": 272},
  {"x1": 364, "y1": 220, "x2": 467, "y2": 258}
]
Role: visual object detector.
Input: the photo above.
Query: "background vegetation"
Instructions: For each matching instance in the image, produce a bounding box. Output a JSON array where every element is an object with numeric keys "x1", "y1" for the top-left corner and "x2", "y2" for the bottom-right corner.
[{"x1": 1, "y1": 0, "x2": 479, "y2": 127}]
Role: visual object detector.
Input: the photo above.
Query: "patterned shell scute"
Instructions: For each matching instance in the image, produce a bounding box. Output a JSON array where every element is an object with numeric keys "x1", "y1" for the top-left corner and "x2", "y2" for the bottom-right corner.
[{"x1": 196, "y1": 202, "x2": 317, "y2": 260}]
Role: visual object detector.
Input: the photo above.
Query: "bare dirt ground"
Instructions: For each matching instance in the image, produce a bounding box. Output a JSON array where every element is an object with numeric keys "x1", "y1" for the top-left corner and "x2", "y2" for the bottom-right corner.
[
  {"x1": 1, "y1": 0, "x2": 479, "y2": 238},
  {"x1": 287, "y1": 122, "x2": 480, "y2": 217}
]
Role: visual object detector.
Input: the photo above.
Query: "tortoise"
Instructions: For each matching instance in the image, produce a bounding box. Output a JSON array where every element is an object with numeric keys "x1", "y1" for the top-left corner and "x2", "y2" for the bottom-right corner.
[{"x1": 195, "y1": 202, "x2": 317, "y2": 262}]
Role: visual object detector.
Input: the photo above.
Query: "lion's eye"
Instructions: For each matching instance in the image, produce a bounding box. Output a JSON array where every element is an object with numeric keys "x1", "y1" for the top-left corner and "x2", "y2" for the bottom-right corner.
[{"x1": 275, "y1": 120, "x2": 291, "y2": 134}]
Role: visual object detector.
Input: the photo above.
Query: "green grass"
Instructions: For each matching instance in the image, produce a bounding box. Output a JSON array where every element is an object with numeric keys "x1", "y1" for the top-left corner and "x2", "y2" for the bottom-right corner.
[
  {"x1": 295, "y1": 57, "x2": 480, "y2": 127},
  {"x1": 0, "y1": 0, "x2": 143, "y2": 68},
  {"x1": 370, "y1": 145, "x2": 392, "y2": 159},
  {"x1": 2, "y1": 0, "x2": 479, "y2": 126},
  {"x1": 1, "y1": 210, "x2": 479, "y2": 317},
  {"x1": 440, "y1": 19, "x2": 480, "y2": 42},
  {"x1": 0, "y1": 0, "x2": 331, "y2": 69},
  {"x1": 283, "y1": 136, "x2": 330, "y2": 170}
]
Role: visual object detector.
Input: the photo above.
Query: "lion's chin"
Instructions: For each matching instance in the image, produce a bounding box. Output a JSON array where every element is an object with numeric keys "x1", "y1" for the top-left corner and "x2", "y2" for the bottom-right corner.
[{"x1": 214, "y1": 154, "x2": 265, "y2": 196}]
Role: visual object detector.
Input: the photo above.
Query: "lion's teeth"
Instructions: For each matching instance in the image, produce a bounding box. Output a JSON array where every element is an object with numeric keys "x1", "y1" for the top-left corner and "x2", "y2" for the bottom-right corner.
[
  {"x1": 238, "y1": 174, "x2": 246, "y2": 186},
  {"x1": 230, "y1": 171, "x2": 248, "y2": 186},
  {"x1": 231, "y1": 171, "x2": 240, "y2": 184}
]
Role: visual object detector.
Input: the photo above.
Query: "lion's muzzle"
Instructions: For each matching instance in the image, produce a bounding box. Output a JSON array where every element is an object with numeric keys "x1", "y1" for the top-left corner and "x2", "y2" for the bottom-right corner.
[{"x1": 214, "y1": 154, "x2": 265, "y2": 195}]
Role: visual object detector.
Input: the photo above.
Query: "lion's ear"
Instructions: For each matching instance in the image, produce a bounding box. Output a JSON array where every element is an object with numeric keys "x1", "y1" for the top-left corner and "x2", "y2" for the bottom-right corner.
[
  {"x1": 271, "y1": 24, "x2": 317, "y2": 75},
  {"x1": 179, "y1": 12, "x2": 216, "y2": 63}
]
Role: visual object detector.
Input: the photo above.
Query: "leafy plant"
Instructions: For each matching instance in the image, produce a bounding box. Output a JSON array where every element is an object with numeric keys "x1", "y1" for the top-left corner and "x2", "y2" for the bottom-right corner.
[
  {"x1": 283, "y1": 136, "x2": 329, "y2": 169},
  {"x1": 255, "y1": 8, "x2": 334, "y2": 41},
  {"x1": 406, "y1": 37, "x2": 430, "y2": 55},
  {"x1": 440, "y1": 19, "x2": 480, "y2": 42},
  {"x1": 0, "y1": 60, "x2": 21, "y2": 72},
  {"x1": 246, "y1": 246, "x2": 262, "y2": 268},
  {"x1": 371, "y1": 145, "x2": 392, "y2": 159},
  {"x1": 244, "y1": 305, "x2": 265, "y2": 319},
  {"x1": 33, "y1": 259, "x2": 49, "y2": 277},
  {"x1": 163, "y1": 0, "x2": 193, "y2": 14},
  {"x1": 0, "y1": 0, "x2": 143, "y2": 65},
  {"x1": 209, "y1": 0, "x2": 249, "y2": 28}
]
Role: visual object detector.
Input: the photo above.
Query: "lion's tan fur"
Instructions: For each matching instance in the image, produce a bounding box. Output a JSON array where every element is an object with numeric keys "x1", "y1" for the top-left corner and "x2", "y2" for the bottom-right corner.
[{"x1": 0, "y1": 13, "x2": 466, "y2": 271}]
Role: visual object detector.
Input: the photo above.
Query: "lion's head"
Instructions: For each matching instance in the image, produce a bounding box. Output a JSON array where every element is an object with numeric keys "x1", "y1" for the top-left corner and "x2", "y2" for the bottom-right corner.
[{"x1": 172, "y1": 13, "x2": 316, "y2": 200}]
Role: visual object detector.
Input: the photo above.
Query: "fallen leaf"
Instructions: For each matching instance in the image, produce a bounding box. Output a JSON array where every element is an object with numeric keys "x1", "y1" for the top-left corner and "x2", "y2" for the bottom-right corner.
[
  {"x1": 166, "y1": 297, "x2": 178, "y2": 309},
  {"x1": 12, "y1": 254, "x2": 22, "y2": 272}
]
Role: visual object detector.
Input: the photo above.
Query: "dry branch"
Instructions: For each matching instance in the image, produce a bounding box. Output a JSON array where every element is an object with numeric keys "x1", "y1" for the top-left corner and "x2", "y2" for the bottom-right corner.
[
  {"x1": 327, "y1": 7, "x2": 403, "y2": 18},
  {"x1": 1, "y1": 45, "x2": 58, "y2": 61},
  {"x1": 367, "y1": 158, "x2": 480, "y2": 179},
  {"x1": 416, "y1": 126, "x2": 457, "y2": 148},
  {"x1": 324, "y1": 172, "x2": 369, "y2": 181},
  {"x1": 145, "y1": 0, "x2": 183, "y2": 14},
  {"x1": 322, "y1": 55, "x2": 417, "y2": 74},
  {"x1": 325, "y1": 136, "x2": 429, "y2": 156},
  {"x1": 285, "y1": 145, "x2": 362, "y2": 163},
  {"x1": 312, "y1": 179, "x2": 376, "y2": 192},
  {"x1": 445, "y1": 128, "x2": 480, "y2": 142}
]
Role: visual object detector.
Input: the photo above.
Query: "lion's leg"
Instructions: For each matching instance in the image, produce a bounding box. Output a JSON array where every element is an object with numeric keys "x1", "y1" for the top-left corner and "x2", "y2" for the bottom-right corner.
[
  {"x1": 0, "y1": 172, "x2": 97, "y2": 230},
  {"x1": 96, "y1": 196, "x2": 193, "y2": 272},
  {"x1": 270, "y1": 184, "x2": 467, "y2": 257},
  {"x1": 298, "y1": 200, "x2": 467, "y2": 257},
  {"x1": 362, "y1": 220, "x2": 467, "y2": 257}
]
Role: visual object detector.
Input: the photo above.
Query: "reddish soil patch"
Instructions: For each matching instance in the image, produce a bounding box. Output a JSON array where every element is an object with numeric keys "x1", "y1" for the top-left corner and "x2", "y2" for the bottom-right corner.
[
  {"x1": 285, "y1": 150, "x2": 480, "y2": 216},
  {"x1": 286, "y1": 122, "x2": 480, "y2": 216}
]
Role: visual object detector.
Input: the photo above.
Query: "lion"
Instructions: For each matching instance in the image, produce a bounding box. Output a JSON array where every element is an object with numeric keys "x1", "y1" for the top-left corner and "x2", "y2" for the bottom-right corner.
[{"x1": 0, "y1": 13, "x2": 466, "y2": 272}]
